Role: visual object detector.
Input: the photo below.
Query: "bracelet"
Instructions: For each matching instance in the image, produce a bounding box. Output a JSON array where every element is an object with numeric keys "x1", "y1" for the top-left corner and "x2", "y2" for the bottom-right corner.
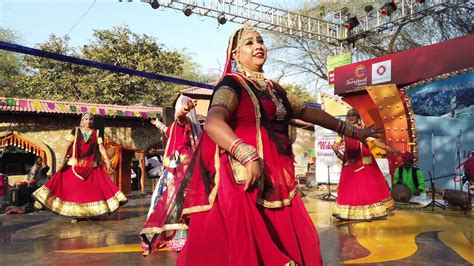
[
  {"x1": 229, "y1": 138, "x2": 244, "y2": 154},
  {"x1": 232, "y1": 141, "x2": 259, "y2": 166},
  {"x1": 335, "y1": 120, "x2": 345, "y2": 135},
  {"x1": 340, "y1": 122, "x2": 358, "y2": 139}
]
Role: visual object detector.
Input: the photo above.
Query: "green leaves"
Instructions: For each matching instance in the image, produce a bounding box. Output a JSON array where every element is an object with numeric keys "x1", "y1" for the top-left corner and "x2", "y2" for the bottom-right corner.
[{"x1": 1, "y1": 26, "x2": 203, "y2": 107}]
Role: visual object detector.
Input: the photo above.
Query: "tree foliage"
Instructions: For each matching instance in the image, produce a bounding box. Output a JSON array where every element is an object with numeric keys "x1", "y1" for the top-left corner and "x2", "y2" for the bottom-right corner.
[
  {"x1": 268, "y1": 1, "x2": 473, "y2": 89},
  {"x1": 0, "y1": 27, "x2": 22, "y2": 88},
  {"x1": 2, "y1": 26, "x2": 205, "y2": 106},
  {"x1": 281, "y1": 82, "x2": 316, "y2": 103}
]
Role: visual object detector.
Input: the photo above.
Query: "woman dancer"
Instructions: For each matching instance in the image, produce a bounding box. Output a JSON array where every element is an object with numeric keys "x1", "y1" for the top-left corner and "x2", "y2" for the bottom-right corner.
[
  {"x1": 332, "y1": 108, "x2": 400, "y2": 221},
  {"x1": 33, "y1": 112, "x2": 127, "y2": 222},
  {"x1": 141, "y1": 24, "x2": 382, "y2": 265},
  {"x1": 144, "y1": 95, "x2": 201, "y2": 251}
]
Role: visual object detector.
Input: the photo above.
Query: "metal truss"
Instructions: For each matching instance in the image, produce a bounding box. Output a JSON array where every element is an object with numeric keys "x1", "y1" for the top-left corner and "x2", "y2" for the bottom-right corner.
[
  {"x1": 135, "y1": 0, "x2": 466, "y2": 46},
  {"x1": 140, "y1": 0, "x2": 343, "y2": 45},
  {"x1": 339, "y1": 0, "x2": 467, "y2": 42}
]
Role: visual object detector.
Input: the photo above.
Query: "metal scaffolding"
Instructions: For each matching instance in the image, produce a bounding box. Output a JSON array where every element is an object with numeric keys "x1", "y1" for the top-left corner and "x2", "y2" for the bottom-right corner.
[
  {"x1": 338, "y1": 0, "x2": 467, "y2": 41},
  {"x1": 134, "y1": 0, "x2": 466, "y2": 45}
]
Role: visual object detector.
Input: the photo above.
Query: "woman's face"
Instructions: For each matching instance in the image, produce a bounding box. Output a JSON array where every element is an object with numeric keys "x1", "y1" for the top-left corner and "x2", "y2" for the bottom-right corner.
[
  {"x1": 233, "y1": 31, "x2": 267, "y2": 72},
  {"x1": 347, "y1": 110, "x2": 359, "y2": 125},
  {"x1": 81, "y1": 116, "x2": 94, "y2": 128}
]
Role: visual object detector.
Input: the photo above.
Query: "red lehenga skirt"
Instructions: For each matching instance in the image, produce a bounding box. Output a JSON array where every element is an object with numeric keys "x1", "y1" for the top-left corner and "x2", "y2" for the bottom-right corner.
[
  {"x1": 177, "y1": 134, "x2": 322, "y2": 266},
  {"x1": 333, "y1": 138, "x2": 394, "y2": 220},
  {"x1": 178, "y1": 159, "x2": 321, "y2": 266},
  {"x1": 33, "y1": 165, "x2": 127, "y2": 217}
]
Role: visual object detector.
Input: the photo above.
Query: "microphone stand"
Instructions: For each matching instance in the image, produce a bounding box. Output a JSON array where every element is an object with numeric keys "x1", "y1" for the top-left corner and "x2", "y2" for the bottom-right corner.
[
  {"x1": 423, "y1": 171, "x2": 446, "y2": 211},
  {"x1": 455, "y1": 130, "x2": 462, "y2": 191},
  {"x1": 320, "y1": 165, "x2": 337, "y2": 201}
]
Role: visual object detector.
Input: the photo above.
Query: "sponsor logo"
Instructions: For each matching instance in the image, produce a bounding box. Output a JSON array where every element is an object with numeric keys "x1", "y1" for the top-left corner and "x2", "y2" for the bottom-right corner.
[
  {"x1": 354, "y1": 64, "x2": 367, "y2": 79},
  {"x1": 372, "y1": 60, "x2": 392, "y2": 84},
  {"x1": 345, "y1": 64, "x2": 368, "y2": 87}
]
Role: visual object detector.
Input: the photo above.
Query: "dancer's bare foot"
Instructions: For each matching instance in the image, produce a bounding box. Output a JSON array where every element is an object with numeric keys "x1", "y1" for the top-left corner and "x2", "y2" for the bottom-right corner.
[{"x1": 71, "y1": 218, "x2": 78, "y2": 224}]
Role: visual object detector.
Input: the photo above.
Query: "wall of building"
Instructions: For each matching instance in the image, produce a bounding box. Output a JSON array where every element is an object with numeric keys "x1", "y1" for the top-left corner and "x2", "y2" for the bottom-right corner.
[{"x1": 0, "y1": 113, "x2": 162, "y2": 173}]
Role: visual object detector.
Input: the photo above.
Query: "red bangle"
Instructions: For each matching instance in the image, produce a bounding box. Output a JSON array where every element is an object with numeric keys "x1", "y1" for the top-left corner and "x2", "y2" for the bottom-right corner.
[
  {"x1": 242, "y1": 154, "x2": 260, "y2": 167},
  {"x1": 229, "y1": 138, "x2": 244, "y2": 154}
]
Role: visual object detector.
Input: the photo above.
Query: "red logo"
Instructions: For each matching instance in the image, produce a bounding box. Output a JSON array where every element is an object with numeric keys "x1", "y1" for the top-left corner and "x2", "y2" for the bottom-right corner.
[{"x1": 377, "y1": 65, "x2": 386, "y2": 75}]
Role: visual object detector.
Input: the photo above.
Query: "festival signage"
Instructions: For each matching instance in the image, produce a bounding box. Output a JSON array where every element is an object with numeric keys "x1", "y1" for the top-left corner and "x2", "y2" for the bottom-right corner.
[
  {"x1": 314, "y1": 125, "x2": 343, "y2": 184},
  {"x1": 334, "y1": 34, "x2": 474, "y2": 94},
  {"x1": 327, "y1": 52, "x2": 352, "y2": 87}
]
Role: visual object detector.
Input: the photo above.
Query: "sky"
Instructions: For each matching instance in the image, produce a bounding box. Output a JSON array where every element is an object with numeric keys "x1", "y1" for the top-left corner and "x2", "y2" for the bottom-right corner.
[{"x1": 0, "y1": 0, "x2": 309, "y2": 84}]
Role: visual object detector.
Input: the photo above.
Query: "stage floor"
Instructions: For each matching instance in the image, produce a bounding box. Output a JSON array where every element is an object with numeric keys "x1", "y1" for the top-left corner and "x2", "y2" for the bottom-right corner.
[{"x1": 1, "y1": 189, "x2": 472, "y2": 265}]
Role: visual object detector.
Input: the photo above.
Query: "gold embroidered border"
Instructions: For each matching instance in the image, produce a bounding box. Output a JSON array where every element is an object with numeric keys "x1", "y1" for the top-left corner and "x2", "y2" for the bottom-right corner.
[
  {"x1": 182, "y1": 144, "x2": 220, "y2": 215},
  {"x1": 32, "y1": 186, "x2": 127, "y2": 217},
  {"x1": 209, "y1": 86, "x2": 239, "y2": 113},
  {"x1": 140, "y1": 223, "x2": 189, "y2": 235},
  {"x1": 232, "y1": 74, "x2": 264, "y2": 160},
  {"x1": 184, "y1": 74, "x2": 298, "y2": 214},
  {"x1": 286, "y1": 93, "x2": 306, "y2": 118},
  {"x1": 333, "y1": 197, "x2": 394, "y2": 220},
  {"x1": 257, "y1": 186, "x2": 298, "y2": 208}
]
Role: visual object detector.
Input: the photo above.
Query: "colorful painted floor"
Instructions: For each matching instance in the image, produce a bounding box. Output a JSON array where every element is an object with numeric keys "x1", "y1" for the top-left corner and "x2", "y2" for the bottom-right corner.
[{"x1": 0, "y1": 190, "x2": 472, "y2": 265}]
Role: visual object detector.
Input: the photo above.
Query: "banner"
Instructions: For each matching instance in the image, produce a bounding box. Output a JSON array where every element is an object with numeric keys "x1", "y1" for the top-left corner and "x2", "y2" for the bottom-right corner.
[
  {"x1": 314, "y1": 125, "x2": 343, "y2": 184},
  {"x1": 333, "y1": 34, "x2": 474, "y2": 94},
  {"x1": 327, "y1": 52, "x2": 352, "y2": 87}
]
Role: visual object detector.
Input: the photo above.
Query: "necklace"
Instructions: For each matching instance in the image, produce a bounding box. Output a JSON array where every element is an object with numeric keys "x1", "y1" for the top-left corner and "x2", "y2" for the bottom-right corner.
[
  {"x1": 241, "y1": 70, "x2": 268, "y2": 91},
  {"x1": 268, "y1": 89, "x2": 287, "y2": 120},
  {"x1": 81, "y1": 127, "x2": 92, "y2": 141}
]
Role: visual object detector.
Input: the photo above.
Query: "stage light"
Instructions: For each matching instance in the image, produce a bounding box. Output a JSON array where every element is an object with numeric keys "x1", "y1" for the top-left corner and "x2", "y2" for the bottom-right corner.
[
  {"x1": 364, "y1": 5, "x2": 373, "y2": 13},
  {"x1": 344, "y1": 16, "x2": 360, "y2": 30},
  {"x1": 183, "y1": 6, "x2": 193, "y2": 16},
  {"x1": 380, "y1": 2, "x2": 397, "y2": 16},
  {"x1": 217, "y1": 13, "x2": 226, "y2": 25},
  {"x1": 340, "y1": 7, "x2": 349, "y2": 16},
  {"x1": 150, "y1": 0, "x2": 159, "y2": 9}
]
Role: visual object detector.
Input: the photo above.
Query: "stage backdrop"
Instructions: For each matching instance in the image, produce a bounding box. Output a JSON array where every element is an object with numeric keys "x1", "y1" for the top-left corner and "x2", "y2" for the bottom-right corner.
[{"x1": 406, "y1": 72, "x2": 474, "y2": 190}]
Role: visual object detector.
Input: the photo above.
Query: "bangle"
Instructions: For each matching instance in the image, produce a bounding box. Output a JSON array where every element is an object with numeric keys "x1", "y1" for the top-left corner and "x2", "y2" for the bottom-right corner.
[
  {"x1": 232, "y1": 141, "x2": 259, "y2": 166},
  {"x1": 341, "y1": 122, "x2": 358, "y2": 139},
  {"x1": 336, "y1": 120, "x2": 345, "y2": 135},
  {"x1": 229, "y1": 138, "x2": 244, "y2": 154}
]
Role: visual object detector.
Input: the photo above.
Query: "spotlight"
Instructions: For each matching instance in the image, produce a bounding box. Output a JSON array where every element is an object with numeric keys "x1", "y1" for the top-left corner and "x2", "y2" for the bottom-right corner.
[
  {"x1": 183, "y1": 6, "x2": 193, "y2": 16},
  {"x1": 344, "y1": 16, "x2": 360, "y2": 30},
  {"x1": 380, "y1": 2, "x2": 397, "y2": 16},
  {"x1": 364, "y1": 5, "x2": 373, "y2": 13},
  {"x1": 340, "y1": 7, "x2": 349, "y2": 16},
  {"x1": 217, "y1": 13, "x2": 226, "y2": 25},
  {"x1": 150, "y1": 0, "x2": 159, "y2": 9}
]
